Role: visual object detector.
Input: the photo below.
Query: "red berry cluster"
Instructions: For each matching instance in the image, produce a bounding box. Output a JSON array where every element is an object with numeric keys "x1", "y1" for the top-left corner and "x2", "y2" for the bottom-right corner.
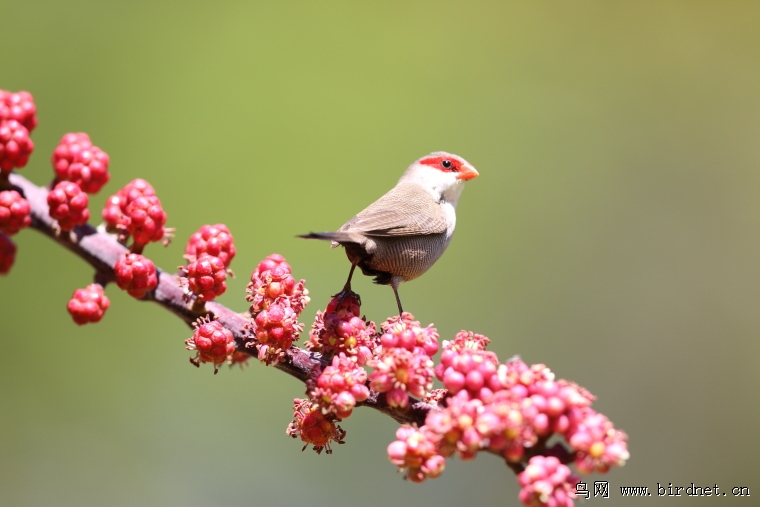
[
  {"x1": 0, "y1": 91, "x2": 170, "y2": 327},
  {"x1": 184, "y1": 224, "x2": 236, "y2": 268},
  {"x1": 307, "y1": 291, "x2": 377, "y2": 365},
  {"x1": 67, "y1": 284, "x2": 110, "y2": 325},
  {"x1": 180, "y1": 254, "x2": 227, "y2": 301},
  {"x1": 0, "y1": 90, "x2": 36, "y2": 173},
  {"x1": 47, "y1": 181, "x2": 90, "y2": 231},
  {"x1": 52, "y1": 133, "x2": 110, "y2": 194},
  {"x1": 124, "y1": 195, "x2": 168, "y2": 251},
  {"x1": 286, "y1": 398, "x2": 346, "y2": 455},
  {"x1": 385, "y1": 330, "x2": 629, "y2": 503},
  {"x1": 102, "y1": 178, "x2": 168, "y2": 252},
  {"x1": 367, "y1": 313, "x2": 439, "y2": 409},
  {"x1": 114, "y1": 253, "x2": 158, "y2": 298},
  {"x1": 0, "y1": 190, "x2": 31, "y2": 235},
  {"x1": 102, "y1": 178, "x2": 155, "y2": 230},
  {"x1": 0, "y1": 90, "x2": 37, "y2": 131},
  {"x1": 178, "y1": 224, "x2": 236, "y2": 303},
  {"x1": 185, "y1": 316, "x2": 236, "y2": 374},
  {"x1": 245, "y1": 254, "x2": 310, "y2": 365}
]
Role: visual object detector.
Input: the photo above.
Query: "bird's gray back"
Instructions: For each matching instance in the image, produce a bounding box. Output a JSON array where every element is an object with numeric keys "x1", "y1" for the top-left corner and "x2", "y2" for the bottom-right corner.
[{"x1": 338, "y1": 183, "x2": 448, "y2": 237}]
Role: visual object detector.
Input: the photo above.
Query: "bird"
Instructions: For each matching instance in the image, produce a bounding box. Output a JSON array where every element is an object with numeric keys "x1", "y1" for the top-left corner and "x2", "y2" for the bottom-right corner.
[{"x1": 299, "y1": 151, "x2": 479, "y2": 315}]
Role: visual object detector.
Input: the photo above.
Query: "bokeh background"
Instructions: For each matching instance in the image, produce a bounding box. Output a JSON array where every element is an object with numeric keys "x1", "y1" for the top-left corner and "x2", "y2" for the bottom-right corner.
[{"x1": 2, "y1": 2, "x2": 759, "y2": 506}]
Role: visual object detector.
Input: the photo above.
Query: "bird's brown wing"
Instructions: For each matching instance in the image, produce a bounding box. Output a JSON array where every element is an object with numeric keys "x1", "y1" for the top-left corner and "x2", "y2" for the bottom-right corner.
[{"x1": 338, "y1": 183, "x2": 447, "y2": 237}]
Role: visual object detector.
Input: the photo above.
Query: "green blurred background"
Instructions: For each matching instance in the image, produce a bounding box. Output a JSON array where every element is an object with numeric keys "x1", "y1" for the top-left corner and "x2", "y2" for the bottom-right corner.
[{"x1": 2, "y1": 1, "x2": 759, "y2": 506}]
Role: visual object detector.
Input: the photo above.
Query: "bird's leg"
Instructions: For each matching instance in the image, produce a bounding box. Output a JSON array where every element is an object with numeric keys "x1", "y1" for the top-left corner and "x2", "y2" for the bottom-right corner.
[
  {"x1": 333, "y1": 263, "x2": 359, "y2": 306},
  {"x1": 390, "y1": 276, "x2": 404, "y2": 316},
  {"x1": 342, "y1": 263, "x2": 357, "y2": 293}
]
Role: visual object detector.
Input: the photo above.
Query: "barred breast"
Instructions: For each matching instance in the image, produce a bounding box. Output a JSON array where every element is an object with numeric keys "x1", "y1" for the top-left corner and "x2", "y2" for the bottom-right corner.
[{"x1": 344, "y1": 232, "x2": 450, "y2": 285}]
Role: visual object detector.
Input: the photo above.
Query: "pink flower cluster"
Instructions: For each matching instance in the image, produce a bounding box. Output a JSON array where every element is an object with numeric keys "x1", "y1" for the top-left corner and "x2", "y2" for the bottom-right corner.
[
  {"x1": 245, "y1": 254, "x2": 309, "y2": 365},
  {"x1": 292, "y1": 292, "x2": 375, "y2": 453},
  {"x1": 286, "y1": 398, "x2": 346, "y2": 454},
  {"x1": 385, "y1": 330, "x2": 629, "y2": 506},
  {"x1": 518, "y1": 456, "x2": 578, "y2": 507},
  {"x1": 307, "y1": 291, "x2": 377, "y2": 365},
  {"x1": 436, "y1": 333, "x2": 500, "y2": 402},
  {"x1": 367, "y1": 313, "x2": 438, "y2": 409},
  {"x1": 308, "y1": 352, "x2": 370, "y2": 419},
  {"x1": 0, "y1": 90, "x2": 36, "y2": 173},
  {"x1": 567, "y1": 408, "x2": 630, "y2": 474},
  {"x1": 186, "y1": 316, "x2": 236, "y2": 374},
  {"x1": 387, "y1": 425, "x2": 446, "y2": 483}
]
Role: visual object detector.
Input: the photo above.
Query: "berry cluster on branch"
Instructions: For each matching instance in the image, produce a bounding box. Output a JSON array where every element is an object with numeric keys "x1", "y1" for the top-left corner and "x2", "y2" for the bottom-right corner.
[{"x1": 1, "y1": 89, "x2": 629, "y2": 507}]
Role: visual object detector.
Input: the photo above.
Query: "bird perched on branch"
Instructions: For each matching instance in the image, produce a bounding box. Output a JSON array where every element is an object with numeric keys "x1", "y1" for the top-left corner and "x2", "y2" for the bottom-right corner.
[{"x1": 300, "y1": 152, "x2": 479, "y2": 315}]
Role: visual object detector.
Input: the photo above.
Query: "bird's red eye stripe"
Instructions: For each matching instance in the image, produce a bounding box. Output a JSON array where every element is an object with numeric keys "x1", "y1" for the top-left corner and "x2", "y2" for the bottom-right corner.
[{"x1": 419, "y1": 155, "x2": 461, "y2": 172}]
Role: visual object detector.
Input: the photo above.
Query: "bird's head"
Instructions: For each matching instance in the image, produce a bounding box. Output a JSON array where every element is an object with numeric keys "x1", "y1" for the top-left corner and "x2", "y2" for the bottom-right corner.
[{"x1": 399, "y1": 152, "x2": 479, "y2": 205}]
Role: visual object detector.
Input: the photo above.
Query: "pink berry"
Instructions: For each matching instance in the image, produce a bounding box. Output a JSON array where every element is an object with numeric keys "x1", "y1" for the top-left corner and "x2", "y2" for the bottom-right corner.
[
  {"x1": 67, "y1": 283, "x2": 110, "y2": 325},
  {"x1": 114, "y1": 253, "x2": 158, "y2": 298},
  {"x1": 47, "y1": 181, "x2": 90, "y2": 231},
  {"x1": 0, "y1": 190, "x2": 31, "y2": 235}
]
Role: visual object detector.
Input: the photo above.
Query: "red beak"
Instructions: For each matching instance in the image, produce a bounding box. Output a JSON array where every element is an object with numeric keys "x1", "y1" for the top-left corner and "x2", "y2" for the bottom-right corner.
[{"x1": 457, "y1": 164, "x2": 479, "y2": 181}]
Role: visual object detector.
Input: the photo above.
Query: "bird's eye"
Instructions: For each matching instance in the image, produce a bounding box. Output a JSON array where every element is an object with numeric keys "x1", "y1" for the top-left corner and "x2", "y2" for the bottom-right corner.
[{"x1": 441, "y1": 160, "x2": 452, "y2": 169}]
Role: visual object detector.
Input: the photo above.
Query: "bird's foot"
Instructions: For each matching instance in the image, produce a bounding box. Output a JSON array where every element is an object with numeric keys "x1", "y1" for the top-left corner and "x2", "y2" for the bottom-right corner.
[{"x1": 328, "y1": 287, "x2": 361, "y2": 313}]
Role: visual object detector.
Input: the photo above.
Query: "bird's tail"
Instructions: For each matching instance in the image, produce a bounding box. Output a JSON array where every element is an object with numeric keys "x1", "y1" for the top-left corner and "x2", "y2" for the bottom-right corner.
[{"x1": 297, "y1": 231, "x2": 363, "y2": 247}]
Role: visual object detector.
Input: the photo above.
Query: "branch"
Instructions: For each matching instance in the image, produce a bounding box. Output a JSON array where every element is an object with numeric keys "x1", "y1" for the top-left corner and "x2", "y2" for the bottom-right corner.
[
  {"x1": 7, "y1": 172, "x2": 429, "y2": 426},
  {"x1": 2, "y1": 92, "x2": 629, "y2": 504}
]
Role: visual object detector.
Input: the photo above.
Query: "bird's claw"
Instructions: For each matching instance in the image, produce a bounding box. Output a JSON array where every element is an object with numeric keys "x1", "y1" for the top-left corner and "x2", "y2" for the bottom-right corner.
[{"x1": 332, "y1": 287, "x2": 361, "y2": 308}]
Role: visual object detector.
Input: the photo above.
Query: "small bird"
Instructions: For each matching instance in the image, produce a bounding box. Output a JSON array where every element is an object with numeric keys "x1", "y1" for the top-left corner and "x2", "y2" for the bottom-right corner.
[{"x1": 300, "y1": 152, "x2": 479, "y2": 315}]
